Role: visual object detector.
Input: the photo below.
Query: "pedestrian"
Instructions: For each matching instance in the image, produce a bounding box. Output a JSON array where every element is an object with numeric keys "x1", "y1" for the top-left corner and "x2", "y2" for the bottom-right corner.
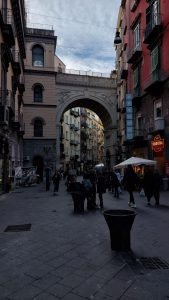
[
  {"x1": 82, "y1": 173, "x2": 93, "y2": 210},
  {"x1": 89, "y1": 170, "x2": 97, "y2": 208},
  {"x1": 111, "y1": 171, "x2": 120, "y2": 198},
  {"x1": 153, "y1": 169, "x2": 162, "y2": 206},
  {"x1": 115, "y1": 169, "x2": 122, "y2": 194},
  {"x1": 45, "y1": 166, "x2": 52, "y2": 191},
  {"x1": 52, "y1": 169, "x2": 61, "y2": 195},
  {"x1": 122, "y1": 165, "x2": 139, "y2": 208},
  {"x1": 96, "y1": 172, "x2": 106, "y2": 210},
  {"x1": 143, "y1": 167, "x2": 154, "y2": 205}
]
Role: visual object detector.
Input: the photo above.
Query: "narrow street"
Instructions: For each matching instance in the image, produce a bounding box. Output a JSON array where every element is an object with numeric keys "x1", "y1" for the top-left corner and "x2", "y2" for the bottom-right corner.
[{"x1": 0, "y1": 180, "x2": 169, "y2": 299}]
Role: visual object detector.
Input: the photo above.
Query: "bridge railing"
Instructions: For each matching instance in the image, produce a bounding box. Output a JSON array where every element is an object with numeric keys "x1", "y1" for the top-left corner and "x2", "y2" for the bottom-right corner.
[{"x1": 65, "y1": 69, "x2": 111, "y2": 78}]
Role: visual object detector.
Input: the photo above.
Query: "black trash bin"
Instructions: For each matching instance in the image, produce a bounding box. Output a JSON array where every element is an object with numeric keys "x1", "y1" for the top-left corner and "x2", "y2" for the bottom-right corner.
[{"x1": 103, "y1": 209, "x2": 136, "y2": 251}]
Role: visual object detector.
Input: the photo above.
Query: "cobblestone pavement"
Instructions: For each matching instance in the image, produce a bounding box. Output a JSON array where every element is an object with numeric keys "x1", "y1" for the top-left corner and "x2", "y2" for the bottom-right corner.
[{"x1": 0, "y1": 179, "x2": 169, "y2": 300}]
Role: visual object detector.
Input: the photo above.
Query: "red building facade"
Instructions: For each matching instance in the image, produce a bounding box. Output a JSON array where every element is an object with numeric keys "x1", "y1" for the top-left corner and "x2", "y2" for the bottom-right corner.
[{"x1": 116, "y1": 0, "x2": 169, "y2": 175}]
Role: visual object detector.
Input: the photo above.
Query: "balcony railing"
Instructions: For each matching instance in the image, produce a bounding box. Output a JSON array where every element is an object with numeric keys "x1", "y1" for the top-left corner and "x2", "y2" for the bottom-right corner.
[
  {"x1": 133, "y1": 129, "x2": 144, "y2": 138},
  {"x1": 11, "y1": 50, "x2": 21, "y2": 75},
  {"x1": 144, "y1": 69, "x2": 167, "y2": 92},
  {"x1": 144, "y1": 13, "x2": 162, "y2": 44},
  {"x1": 70, "y1": 140, "x2": 79, "y2": 145},
  {"x1": 127, "y1": 43, "x2": 142, "y2": 64},
  {"x1": 120, "y1": 63, "x2": 128, "y2": 80},
  {"x1": 70, "y1": 109, "x2": 79, "y2": 117}
]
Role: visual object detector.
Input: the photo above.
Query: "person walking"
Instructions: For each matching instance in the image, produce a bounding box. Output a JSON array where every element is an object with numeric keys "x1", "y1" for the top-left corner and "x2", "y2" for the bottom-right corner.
[
  {"x1": 122, "y1": 165, "x2": 138, "y2": 208},
  {"x1": 143, "y1": 167, "x2": 154, "y2": 205},
  {"x1": 82, "y1": 173, "x2": 93, "y2": 210},
  {"x1": 52, "y1": 170, "x2": 61, "y2": 195},
  {"x1": 96, "y1": 172, "x2": 106, "y2": 210},
  {"x1": 153, "y1": 169, "x2": 162, "y2": 206},
  {"x1": 45, "y1": 166, "x2": 52, "y2": 191},
  {"x1": 111, "y1": 171, "x2": 120, "y2": 198}
]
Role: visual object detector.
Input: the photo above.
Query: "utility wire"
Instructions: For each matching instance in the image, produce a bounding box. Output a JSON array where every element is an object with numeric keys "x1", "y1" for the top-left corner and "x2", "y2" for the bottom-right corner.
[{"x1": 28, "y1": 11, "x2": 114, "y2": 30}]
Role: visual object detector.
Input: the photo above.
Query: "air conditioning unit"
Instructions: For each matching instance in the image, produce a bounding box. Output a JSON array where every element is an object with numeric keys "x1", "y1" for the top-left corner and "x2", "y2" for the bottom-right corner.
[
  {"x1": 24, "y1": 156, "x2": 30, "y2": 161},
  {"x1": 0, "y1": 106, "x2": 9, "y2": 125}
]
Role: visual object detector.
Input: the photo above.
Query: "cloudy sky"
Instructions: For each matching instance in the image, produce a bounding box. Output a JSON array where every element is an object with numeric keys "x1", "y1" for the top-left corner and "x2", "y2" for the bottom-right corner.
[{"x1": 26, "y1": 0, "x2": 121, "y2": 74}]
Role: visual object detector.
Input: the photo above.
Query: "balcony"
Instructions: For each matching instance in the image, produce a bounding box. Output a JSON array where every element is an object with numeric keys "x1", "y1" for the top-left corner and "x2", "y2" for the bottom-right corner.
[
  {"x1": 18, "y1": 118, "x2": 25, "y2": 136},
  {"x1": 6, "y1": 90, "x2": 15, "y2": 115},
  {"x1": 120, "y1": 63, "x2": 128, "y2": 80},
  {"x1": 154, "y1": 118, "x2": 165, "y2": 131},
  {"x1": 11, "y1": 50, "x2": 21, "y2": 75},
  {"x1": 74, "y1": 126, "x2": 79, "y2": 131},
  {"x1": 127, "y1": 44, "x2": 142, "y2": 64},
  {"x1": 144, "y1": 13, "x2": 162, "y2": 44},
  {"x1": 11, "y1": 120, "x2": 20, "y2": 131},
  {"x1": 70, "y1": 140, "x2": 79, "y2": 145},
  {"x1": 70, "y1": 124, "x2": 75, "y2": 130},
  {"x1": 133, "y1": 130, "x2": 148, "y2": 147},
  {"x1": 1, "y1": 8, "x2": 15, "y2": 46},
  {"x1": 18, "y1": 76, "x2": 25, "y2": 94},
  {"x1": 70, "y1": 109, "x2": 79, "y2": 117},
  {"x1": 144, "y1": 69, "x2": 165, "y2": 93},
  {"x1": 132, "y1": 86, "x2": 142, "y2": 107}
]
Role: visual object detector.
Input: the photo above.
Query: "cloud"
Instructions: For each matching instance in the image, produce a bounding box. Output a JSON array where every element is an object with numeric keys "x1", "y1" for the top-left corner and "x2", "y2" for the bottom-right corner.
[{"x1": 26, "y1": 0, "x2": 120, "y2": 73}]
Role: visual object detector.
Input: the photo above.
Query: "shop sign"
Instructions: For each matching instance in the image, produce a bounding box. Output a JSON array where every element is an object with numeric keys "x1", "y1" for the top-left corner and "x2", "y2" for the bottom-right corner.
[{"x1": 151, "y1": 134, "x2": 164, "y2": 152}]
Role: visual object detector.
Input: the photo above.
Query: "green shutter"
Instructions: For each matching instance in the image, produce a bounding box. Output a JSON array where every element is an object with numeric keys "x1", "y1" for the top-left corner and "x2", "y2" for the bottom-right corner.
[
  {"x1": 133, "y1": 68, "x2": 138, "y2": 88},
  {"x1": 151, "y1": 46, "x2": 159, "y2": 71}
]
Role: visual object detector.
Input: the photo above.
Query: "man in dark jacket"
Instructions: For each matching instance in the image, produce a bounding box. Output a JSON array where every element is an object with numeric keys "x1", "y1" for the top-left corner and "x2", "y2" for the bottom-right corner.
[
  {"x1": 123, "y1": 165, "x2": 139, "y2": 208},
  {"x1": 143, "y1": 167, "x2": 154, "y2": 205},
  {"x1": 97, "y1": 172, "x2": 106, "y2": 209},
  {"x1": 153, "y1": 169, "x2": 162, "y2": 206}
]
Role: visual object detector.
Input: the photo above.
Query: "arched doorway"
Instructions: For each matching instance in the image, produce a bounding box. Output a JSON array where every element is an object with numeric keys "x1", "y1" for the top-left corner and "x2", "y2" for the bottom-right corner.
[
  {"x1": 55, "y1": 94, "x2": 117, "y2": 168},
  {"x1": 33, "y1": 155, "x2": 44, "y2": 181}
]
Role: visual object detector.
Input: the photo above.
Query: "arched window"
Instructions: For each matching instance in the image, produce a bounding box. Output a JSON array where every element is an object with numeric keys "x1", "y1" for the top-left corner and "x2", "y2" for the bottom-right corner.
[
  {"x1": 32, "y1": 45, "x2": 44, "y2": 67},
  {"x1": 34, "y1": 85, "x2": 43, "y2": 102},
  {"x1": 34, "y1": 119, "x2": 43, "y2": 137}
]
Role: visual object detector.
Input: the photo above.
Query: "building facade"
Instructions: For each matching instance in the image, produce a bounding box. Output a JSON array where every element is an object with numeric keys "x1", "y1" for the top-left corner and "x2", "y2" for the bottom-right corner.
[
  {"x1": 115, "y1": 0, "x2": 169, "y2": 175},
  {"x1": 23, "y1": 27, "x2": 66, "y2": 180},
  {"x1": 0, "y1": 0, "x2": 26, "y2": 192}
]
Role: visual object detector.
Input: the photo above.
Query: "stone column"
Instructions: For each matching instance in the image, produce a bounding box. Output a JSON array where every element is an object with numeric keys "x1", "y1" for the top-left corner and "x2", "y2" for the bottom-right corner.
[{"x1": 56, "y1": 123, "x2": 61, "y2": 169}]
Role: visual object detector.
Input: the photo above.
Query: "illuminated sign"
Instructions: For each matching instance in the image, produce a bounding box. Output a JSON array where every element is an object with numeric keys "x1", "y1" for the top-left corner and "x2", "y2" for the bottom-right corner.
[{"x1": 151, "y1": 134, "x2": 164, "y2": 152}]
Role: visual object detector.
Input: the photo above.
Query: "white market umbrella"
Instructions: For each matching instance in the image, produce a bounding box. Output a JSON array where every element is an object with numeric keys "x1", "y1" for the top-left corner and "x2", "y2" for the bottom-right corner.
[{"x1": 114, "y1": 156, "x2": 156, "y2": 169}]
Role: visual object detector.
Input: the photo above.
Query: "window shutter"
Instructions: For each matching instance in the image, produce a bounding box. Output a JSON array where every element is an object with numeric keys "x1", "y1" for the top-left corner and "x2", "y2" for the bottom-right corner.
[
  {"x1": 151, "y1": 46, "x2": 159, "y2": 71},
  {"x1": 133, "y1": 68, "x2": 139, "y2": 88}
]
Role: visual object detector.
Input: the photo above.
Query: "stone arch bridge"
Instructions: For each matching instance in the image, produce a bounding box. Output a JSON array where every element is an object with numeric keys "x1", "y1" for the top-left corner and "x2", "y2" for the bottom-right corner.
[{"x1": 55, "y1": 72, "x2": 117, "y2": 168}]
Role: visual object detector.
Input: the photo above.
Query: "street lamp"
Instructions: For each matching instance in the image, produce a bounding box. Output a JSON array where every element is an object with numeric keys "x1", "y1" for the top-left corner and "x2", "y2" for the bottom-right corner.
[{"x1": 114, "y1": 31, "x2": 122, "y2": 45}]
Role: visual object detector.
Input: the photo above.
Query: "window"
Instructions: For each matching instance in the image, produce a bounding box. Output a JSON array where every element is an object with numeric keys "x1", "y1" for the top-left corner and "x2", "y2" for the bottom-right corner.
[
  {"x1": 146, "y1": 0, "x2": 159, "y2": 27},
  {"x1": 133, "y1": 23, "x2": 140, "y2": 50},
  {"x1": 151, "y1": 46, "x2": 160, "y2": 81},
  {"x1": 32, "y1": 45, "x2": 44, "y2": 67},
  {"x1": 133, "y1": 67, "x2": 139, "y2": 88},
  {"x1": 136, "y1": 113, "x2": 143, "y2": 136},
  {"x1": 151, "y1": 46, "x2": 159, "y2": 71},
  {"x1": 34, "y1": 85, "x2": 43, "y2": 102},
  {"x1": 34, "y1": 119, "x2": 43, "y2": 137},
  {"x1": 154, "y1": 99, "x2": 162, "y2": 119}
]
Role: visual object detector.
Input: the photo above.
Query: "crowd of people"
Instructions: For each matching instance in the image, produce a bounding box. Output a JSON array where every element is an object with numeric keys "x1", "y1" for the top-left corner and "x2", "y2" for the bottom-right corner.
[{"x1": 45, "y1": 164, "x2": 163, "y2": 210}]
